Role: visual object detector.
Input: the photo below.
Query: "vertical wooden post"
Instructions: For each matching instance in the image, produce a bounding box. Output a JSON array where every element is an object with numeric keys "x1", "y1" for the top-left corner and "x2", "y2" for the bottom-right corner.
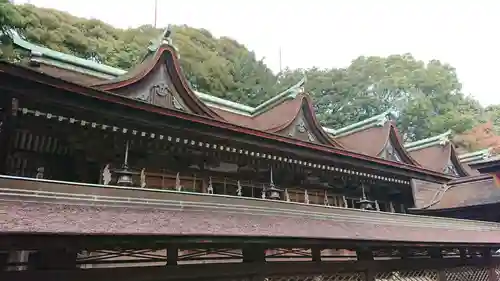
[
  {"x1": 28, "y1": 249, "x2": 77, "y2": 270},
  {"x1": 357, "y1": 249, "x2": 374, "y2": 281},
  {"x1": 0, "y1": 97, "x2": 18, "y2": 174},
  {"x1": 483, "y1": 249, "x2": 497, "y2": 281},
  {"x1": 311, "y1": 247, "x2": 321, "y2": 262},
  {"x1": 242, "y1": 245, "x2": 265, "y2": 263},
  {"x1": 166, "y1": 246, "x2": 178, "y2": 266}
]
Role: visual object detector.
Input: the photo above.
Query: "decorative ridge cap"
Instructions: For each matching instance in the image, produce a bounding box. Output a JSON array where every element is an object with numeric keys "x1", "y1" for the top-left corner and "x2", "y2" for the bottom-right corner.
[
  {"x1": 252, "y1": 75, "x2": 306, "y2": 116},
  {"x1": 447, "y1": 173, "x2": 492, "y2": 185},
  {"x1": 458, "y1": 148, "x2": 493, "y2": 163},
  {"x1": 146, "y1": 25, "x2": 180, "y2": 58},
  {"x1": 327, "y1": 110, "x2": 396, "y2": 137},
  {"x1": 405, "y1": 130, "x2": 453, "y2": 152},
  {"x1": 9, "y1": 30, "x2": 126, "y2": 77},
  {"x1": 200, "y1": 76, "x2": 307, "y2": 117},
  {"x1": 8, "y1": 30, "x2": 307, "y2": 119}
]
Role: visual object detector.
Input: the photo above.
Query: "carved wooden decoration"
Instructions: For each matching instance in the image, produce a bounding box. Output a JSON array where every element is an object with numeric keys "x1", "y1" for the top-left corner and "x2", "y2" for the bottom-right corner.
[
  {"x1": 280, "y1": 109, "x2": 319, "y2": 143},
  {"x1": 175, "y1": 172, "x2": 182, "y2": 191},
  {"x1": 323, "y1": 191, "x2": 330, "y2": 206},
  {"x1": 443, "y1": 159, "x2": 459, "y2": 176},
  {"x1": 102, "y1": 164, "x2": 112, "y2": 185},
  {"x1": 112, "y1": 65, "x2": 191, "y2": 112},
  {"x1": 207, "y1": 177, "x2": 214, "y2": 194},
  {"x1": 285, "y1": 188, "x2": 291, "y2": 202},
  {"x1": 236, "y1": 180, "x2": 242, "y2": 196},
  {"x1": 380, "y1": 141, "x2": 403, "y2": 162},
  {"x1": 35, "y1": 166, "x2": 44, "y2": 179},
  {"x1": 140, "y1": 168, "x2": 147, "y2": 188},
  {"x1": 389, "y1": 202, "x2": 395, "y2": 213}
]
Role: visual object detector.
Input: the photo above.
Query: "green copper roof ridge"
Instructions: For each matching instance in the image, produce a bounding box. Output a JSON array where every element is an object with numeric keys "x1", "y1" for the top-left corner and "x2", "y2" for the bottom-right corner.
[
  {"x1": 458, "y1": 148, "x2": 492, "y2": 163},
  {"x1": 405, "y1": 130, "x2": 453, "y2": 151},
  {"x1": 9, "y1": 30, "x2": 306, "y2": 117},
  {"x1": 458, "y1": 148, "x2": 491, "y2": 159},
  {"x1": 327, "y1": 110, "x2": 396, "y2": 137},
  {"x1": 10, "y1": 31, "x2": 126, "y2": 76},
  {"x1": 194, "y1": 91, "x2": 254, "y2": 115},
  {"x1": 252, "y1": 75, "x2": 306, "y2": 115}
]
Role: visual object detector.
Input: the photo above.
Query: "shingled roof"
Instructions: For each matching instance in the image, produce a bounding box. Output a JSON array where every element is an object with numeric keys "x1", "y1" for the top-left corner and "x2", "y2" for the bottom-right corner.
[
  {"x1": 9, "y1": 29, "x2": 344, "y2": 147},
  {"x1": 405, "y1": 131, "x2": 473, "y2": 177},
  {"x1": 410, "y1": 174, "x2": 500, "y2": 211},
  {"x1": 3, "y1": 175, "x2": 500, "y2": 245},
  {"x1": 324, "y1": 111, "x2": 420, "y2": 165}
]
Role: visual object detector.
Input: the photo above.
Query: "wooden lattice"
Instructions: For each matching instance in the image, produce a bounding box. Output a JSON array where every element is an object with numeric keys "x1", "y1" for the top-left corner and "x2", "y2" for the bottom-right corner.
[
  {"x1": 444, "y1": 266, "x2": 489, "y2": 281},
  {"x1": 265, "y1": 272, "x2": 365, "y2": 281},
  {"x1": 375, "y1": 270, "x2": 438, "y2": 281},
  {"x1": 495, "y1": 264, "x2": 500, "y2": 281}
]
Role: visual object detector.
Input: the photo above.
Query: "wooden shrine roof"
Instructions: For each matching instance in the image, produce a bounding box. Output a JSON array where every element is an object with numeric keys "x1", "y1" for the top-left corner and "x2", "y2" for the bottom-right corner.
[
  {"x1": 0, "y1": 58, "x2": 454, "y2": 183},
  {"x1": 411, "y1": 174, "x2": 500, "y2": 212},
  {"x1": 2, "y1": 175, "x2": 500, "y2": 246},
  {"x1": 405, "y1": 131, "x2": 473, "y2": 177},
  {"x1": 334, "y1": 119, "x2": 419, "y2": 165}
]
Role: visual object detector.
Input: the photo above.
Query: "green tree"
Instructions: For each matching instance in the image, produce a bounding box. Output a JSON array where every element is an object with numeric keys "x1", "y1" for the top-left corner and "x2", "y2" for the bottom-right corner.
[
  {"x1": 0, "y1": 0, "x2": 23, "y2": 58},
  {"x1": 279, "y1": 54, "x2": 485, "y2": 141},
  {"x1": 8, "y1": 4, "x2": 277, "y2": 105}
]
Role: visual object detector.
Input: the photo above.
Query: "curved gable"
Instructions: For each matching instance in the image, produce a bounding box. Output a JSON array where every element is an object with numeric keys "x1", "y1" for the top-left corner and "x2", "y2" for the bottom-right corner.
[
  {"x1": 384, "y1": 125, "x2": 421, "y2": 166},
  {"x1": 273, "y1": 95, "x2": 341, "y2": 147},
  {"x1": 92, "y1": 39, "x2": 221, "y2": 120},
  {"x1": 407, "y1": 140, "x2": 470, "y2": 177}
]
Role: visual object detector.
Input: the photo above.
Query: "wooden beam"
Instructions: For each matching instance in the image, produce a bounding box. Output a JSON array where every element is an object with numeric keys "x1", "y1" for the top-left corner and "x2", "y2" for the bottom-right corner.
[
  {"x1": 0, "y1": 97, "x2": 18, "y2": 173},
  {"x1": 1, "y1": 257, "x2": 497, "y2": 281}
]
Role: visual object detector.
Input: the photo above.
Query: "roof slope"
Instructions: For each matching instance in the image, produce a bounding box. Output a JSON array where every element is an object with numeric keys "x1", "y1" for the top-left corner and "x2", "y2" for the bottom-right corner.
[
  {"x1": 405, "y1": 131, "x2": 472, "y2": 177},
  {"x1": 325, "y1": 111, "x2": 419, "y2": 165},
  {"x1": 459, "y1": 148, "x2": 493, "y2": 165},
  {"x1": 3, "y1": 176, "x2": 500, "y2": 245},
  {"x1": 214, "y1": 93, "x2": 341, "y2": 147},
  {"x1": 411, "y1": 174, "x2": 500, "y2": 211}
]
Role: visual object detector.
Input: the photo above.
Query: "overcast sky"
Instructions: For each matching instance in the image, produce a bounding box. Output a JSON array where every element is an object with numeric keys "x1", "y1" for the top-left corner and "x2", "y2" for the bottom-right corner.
[{"x1": 15, "y1": 0, "x2": 500, "y2": 106}]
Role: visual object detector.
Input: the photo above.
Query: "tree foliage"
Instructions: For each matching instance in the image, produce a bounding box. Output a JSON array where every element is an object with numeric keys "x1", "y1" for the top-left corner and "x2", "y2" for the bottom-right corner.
[
  {"x1": 1, "y1": 3, "x2": 497, "y2": 148},
  {"x1": 278, "y1": 54, "x2": 487, "y2": 141}
]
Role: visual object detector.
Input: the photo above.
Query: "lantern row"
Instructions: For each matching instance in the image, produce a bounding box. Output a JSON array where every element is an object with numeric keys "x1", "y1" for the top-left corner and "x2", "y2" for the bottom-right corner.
[{"x1": 19, "y1": 107, "x2": 411, "y2": 185}]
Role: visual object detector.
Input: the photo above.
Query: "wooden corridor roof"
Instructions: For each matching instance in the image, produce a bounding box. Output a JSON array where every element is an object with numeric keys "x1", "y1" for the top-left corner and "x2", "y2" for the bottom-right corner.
[{"x1": 1, "y1": 175, "x2": 500, "y2": 246}]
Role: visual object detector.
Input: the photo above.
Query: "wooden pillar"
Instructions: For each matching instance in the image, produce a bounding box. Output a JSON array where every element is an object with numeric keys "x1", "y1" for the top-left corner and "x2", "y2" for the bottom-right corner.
[
  {"x1": 0, "y1": 252, "x2": 8, "y2": 271},
  {"x1": 242, "y1": 245, "x2": 265, "y2": 263},
  {"x1": 166, "y1": 246, "x2": 178, "y2": 266},
  {"x1": 357, "y1": 249, "x2": 374, "y2": 281},
  {"x1": 0, "y1": 97, "x2": 18, "y2": 174},
  {"x1": 28, "y1": 249, "x2": 77, "y2": 270},
  {"x1": 311, "y1": 247, "x2": 321, "y2": 262},
  {"x1": 483, "y1": 249, "x2": 497, "y2": 281},
  {"x1": 430, "y1": 248, "x2": 447, "y2": 281}
]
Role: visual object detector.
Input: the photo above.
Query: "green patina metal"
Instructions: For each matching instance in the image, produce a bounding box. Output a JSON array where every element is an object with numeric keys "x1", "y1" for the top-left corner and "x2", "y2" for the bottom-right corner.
[
  {"x1": 322, "y1": 110, "x2": 397, "y2": 137},
  {"x1": 9, "y1": 28, "x2": 302, "y2": 117},
  {"x1": 458, "y1": 148, "x2": 492, "y2": 164},
  {"x1": 11, "y1": 31, "x2": 126, "y2": 77},
  {"x1": 405, "y1": 130, "x2": 453, "y2": 152}
]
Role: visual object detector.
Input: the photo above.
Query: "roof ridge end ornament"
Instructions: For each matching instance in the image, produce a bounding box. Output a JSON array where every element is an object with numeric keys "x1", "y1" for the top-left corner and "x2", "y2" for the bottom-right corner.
[{"x1": 148, "y1": 25, "x2": 180, "y2": 58}]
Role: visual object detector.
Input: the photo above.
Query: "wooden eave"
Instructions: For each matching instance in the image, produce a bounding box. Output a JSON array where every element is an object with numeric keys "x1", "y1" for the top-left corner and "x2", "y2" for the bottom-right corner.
[
  {"x1": 388, "y1": 124, "x2": 422, "y2": 166},
  {"x1": 2, "y1": 175, "x2": 500, "y2": 245},
  {"x1": 0, "y1": 61, "x2": 453, "y2": 183}
]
